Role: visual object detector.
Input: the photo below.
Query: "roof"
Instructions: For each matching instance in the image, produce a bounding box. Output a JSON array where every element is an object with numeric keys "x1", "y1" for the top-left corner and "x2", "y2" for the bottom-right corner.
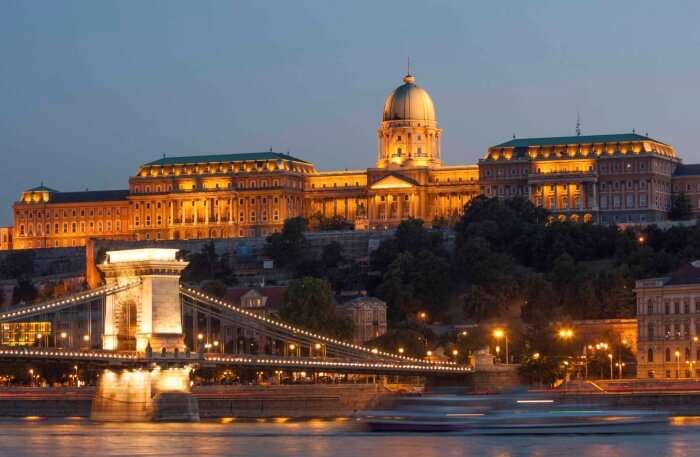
[
  {"x1": 26, "y1": 185, "x2": 58, "y2": 193},
  {"x1": 340, "y1": 295, "x2": 387, "y2": 308},
  {"x1": 665, "y1": 262, "x2": 700, "y2": 286},
  {"x1": 144, "y1": 152, "x2": 310, "y2": 166},
  {"x1": 224, "y1": 286, "x2": 287, "y2": 309},
  {"x1": 50, "y1": 190, "x2": 130, "y2": 204},
  {"x1": 492, "y1": 133, "x2": 666, "y2": 149},
  {"x1": 674, "y1": 164, "x2": 700, "y2": 176}
]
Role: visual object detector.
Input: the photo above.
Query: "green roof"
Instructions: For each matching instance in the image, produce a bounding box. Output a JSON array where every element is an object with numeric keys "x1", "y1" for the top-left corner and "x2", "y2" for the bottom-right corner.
[
  {"x1": 492, "y1": 133, "x2": 666, "y2": 149},
  {"x1": 144, "y1": 152, "x2": 310, "y2": 166}
]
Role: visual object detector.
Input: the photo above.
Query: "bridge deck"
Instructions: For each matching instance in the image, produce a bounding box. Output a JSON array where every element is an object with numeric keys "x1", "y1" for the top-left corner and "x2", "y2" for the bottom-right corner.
[{"x1": 0, "y1": 349, "x2": 472, "y2": 376}]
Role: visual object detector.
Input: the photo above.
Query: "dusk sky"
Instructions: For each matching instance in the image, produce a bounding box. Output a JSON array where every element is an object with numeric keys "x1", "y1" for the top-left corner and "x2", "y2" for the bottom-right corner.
[{"x1": 2, "y1": 0, "x2": 700, "y2": 226}]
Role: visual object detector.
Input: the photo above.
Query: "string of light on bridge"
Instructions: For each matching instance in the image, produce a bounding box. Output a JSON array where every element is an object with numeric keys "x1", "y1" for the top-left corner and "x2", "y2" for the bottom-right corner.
[
  {"x1": 0, "y1": 349, "x2": 470, "y2": 374},
  {"x1": 181, "y1": 287, "x2": 462, "y2": 368},
  {"x1": 0, "y1": 349, "x2": 138, "y2": 361},
  {"x1": 203, "y1": 355, "x2": 471, "y2": 373},
  {"x1": 0, "y1": 281, "x2": 141, "y2": 322}
]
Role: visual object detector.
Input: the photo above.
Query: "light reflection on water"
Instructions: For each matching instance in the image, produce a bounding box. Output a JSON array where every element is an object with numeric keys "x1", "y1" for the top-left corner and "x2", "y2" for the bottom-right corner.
[{"x1": 0, "y1": 418, "x2": 699, "y2": 457}]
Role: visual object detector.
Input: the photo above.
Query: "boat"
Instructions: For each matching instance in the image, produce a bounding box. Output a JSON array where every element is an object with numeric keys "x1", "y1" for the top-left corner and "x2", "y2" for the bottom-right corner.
[{"x1": 358, "y1": 394, "x2": 670, "y2": 434}]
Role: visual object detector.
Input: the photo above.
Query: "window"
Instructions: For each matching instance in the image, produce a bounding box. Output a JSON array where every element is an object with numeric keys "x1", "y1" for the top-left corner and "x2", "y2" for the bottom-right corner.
[
  {"x1": 647, "y1": 300, "x2": 653, "y2": 315},
  {"x1": 648, "y1": 348, "x2": 654, "y2": 362},
  {"x1": 666, "y1": 348, "x2": 671, "y2": 362},
  {"x1": 648, "y1": 323, "x2": 655, "y2": 339}
]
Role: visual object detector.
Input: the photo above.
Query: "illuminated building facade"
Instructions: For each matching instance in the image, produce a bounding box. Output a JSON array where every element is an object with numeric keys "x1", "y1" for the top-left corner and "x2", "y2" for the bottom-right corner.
[
  {"x1": 635, "y1": 262, "x2": 700, "y2": 379},
  {"x1": 480, "y1": 134, "x2": 679, "y2": 224},
  {"x1": 0, "y1": 322, "x2": 51, "y2": 346},
  {"x1": 3, "y1": 72, "x2": 696, "y2": 250}
]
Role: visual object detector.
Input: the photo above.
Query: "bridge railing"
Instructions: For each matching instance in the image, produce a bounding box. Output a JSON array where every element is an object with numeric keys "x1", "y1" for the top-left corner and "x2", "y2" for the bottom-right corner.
[
  {"x1": 180, "y1": 286, "x2": 465, "y2": 369},
  {"x1": 0, "y1": 281, "x2": 141, "y2": 323},
  {"x1": 0, "y1": 348, "x2": 471, "y2": 375}
]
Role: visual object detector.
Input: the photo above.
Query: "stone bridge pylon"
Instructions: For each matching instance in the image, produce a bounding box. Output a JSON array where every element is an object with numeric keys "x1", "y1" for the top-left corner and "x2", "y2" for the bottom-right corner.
[{"x1": 98, "y1": 248, "x2": 188, "y2": 353}]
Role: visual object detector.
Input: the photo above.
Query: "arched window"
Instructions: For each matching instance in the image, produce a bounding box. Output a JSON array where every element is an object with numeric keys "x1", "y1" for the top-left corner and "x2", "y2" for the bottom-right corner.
[
  {"x1": 665, "y1": 348, "x2": 671, "y2": 362},
  {"x1": 648, "y1": 348, "x2": 654, "y2": 362},
  {"x1": 397, "y1": 148, "x2": 402, "y2": 156},
  {"x1": 647, "y1": 299, "x2": 654, "y2": 315}
]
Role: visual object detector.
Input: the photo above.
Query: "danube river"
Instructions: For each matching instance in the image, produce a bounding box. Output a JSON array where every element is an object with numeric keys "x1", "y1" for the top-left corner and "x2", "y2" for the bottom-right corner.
[{"x1": 2, "y1": 418, "x2": 700, "y2": 457}]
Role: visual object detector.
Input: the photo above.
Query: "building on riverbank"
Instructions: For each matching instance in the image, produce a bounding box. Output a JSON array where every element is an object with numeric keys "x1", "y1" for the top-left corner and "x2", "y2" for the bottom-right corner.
[{"x1": 635, "y1": 261, "x2": 700, "y2": 379}]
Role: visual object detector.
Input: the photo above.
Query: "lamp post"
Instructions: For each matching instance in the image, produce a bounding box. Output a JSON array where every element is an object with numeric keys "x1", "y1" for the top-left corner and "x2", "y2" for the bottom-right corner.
[
  {"x1": 583, "y1": 345, "x2": 593, "y2": 380},
  {"x1": 675, "y1": 350, "x2": 681, "y2": 378},
  {"x1": 60, "y1": 332, "x2": 68, "y2": 349},
  {"x1": 493, "y1": 328, "x2": 508, "y2": 364},
  {"x1": 197, "y1": 333, "x2": 204, "y2": 352},
  {"x1": 608, "y1": 353, "x2": 613, "y2": 379}
]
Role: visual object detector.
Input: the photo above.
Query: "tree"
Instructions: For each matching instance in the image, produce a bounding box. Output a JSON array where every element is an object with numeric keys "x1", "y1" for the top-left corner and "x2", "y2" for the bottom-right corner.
[
  {"x1": 376, "y1": 250, "x2": 451, "y2": 322},
  {"x1": 321, "y1": 242, "x2": 345, "y2": 269},
  {"x1": 264, "y1": 217, "x2": 308, "y2": 267},
  {"x1": 394, "y1": 218, "x2": 433, "y2": 253},
  {"x1": 12, "y1": 279, "x2": 37, "y2": 305},
  {"x1": 182, "y1": 242, "x2": 236, "y2": 285},
  {"x1": 280, "y1": 277, "x2": 353, "y2": 339},
  {"x1": 670, "y1": 193, "x2": 692, "y2": 220}
]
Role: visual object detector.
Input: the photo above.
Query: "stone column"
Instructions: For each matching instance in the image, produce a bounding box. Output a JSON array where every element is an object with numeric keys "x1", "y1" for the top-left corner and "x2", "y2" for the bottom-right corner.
[
  {"x1": 229, "y1": 197, "x2": 233, "y2": 224},
  {"x1": 592, "y1": 183, "x2": 598, "y2": 210}
]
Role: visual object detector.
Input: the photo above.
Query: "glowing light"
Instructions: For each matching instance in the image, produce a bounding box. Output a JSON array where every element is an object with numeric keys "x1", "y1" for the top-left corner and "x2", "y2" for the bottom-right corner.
[
  {"x1": 558, "y1": 328, "x2": 574, "y2": 339},
  {"x1": 493, "y1": 329, "x2": 505, "y2": 339},
  {"x1": 106, "y1": 248, "x2": 179, "y2": 263}
]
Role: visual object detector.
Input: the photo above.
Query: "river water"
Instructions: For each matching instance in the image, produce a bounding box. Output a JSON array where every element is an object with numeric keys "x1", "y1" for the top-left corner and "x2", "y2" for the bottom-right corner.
[{"x1": 2, "y1": 418, "x2": 700, "y2": 457}]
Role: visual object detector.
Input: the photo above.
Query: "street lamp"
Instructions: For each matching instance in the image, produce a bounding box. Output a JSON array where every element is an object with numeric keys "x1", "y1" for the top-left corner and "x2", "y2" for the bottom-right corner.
[
  {"x1": 533, "y1": 352, "x2": 540, "y2": 360},
  {"x1": 426, "y1": 350, "x2": 433, "y2": 358},
  {"x1": 608, "y1": 353, "x2": 613, "y2": 379},
  {"x1": 452, "y1": 349, "x2": 459, "y2": 358},
  {"x1": 493, "y1": 329, "x2": 508, "y2": 364},
  {"x1": 213, "y1": 340, "x2": 221, "y2": 353},
  {"x1": 197, "y1": 333, "x2": 204, "y2": 351},
  {"x1": 675, "y1": 350, "x2": 681, "y2": 378},
  {"x1": 418, "y1": 311, "x2": 428, "y2": 321},
  {"x1": 398, "y1": 347, "x2": 404, "y2": 354},
  {"x1": 36, "y1": 333, "x2": 42, "y2": 348}
]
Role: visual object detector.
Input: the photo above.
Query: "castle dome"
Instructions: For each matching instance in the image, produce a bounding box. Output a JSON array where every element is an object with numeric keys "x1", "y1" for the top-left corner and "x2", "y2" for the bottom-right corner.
[{"x1": 382, "y1": 74, "x2": 436, "y2": 123}]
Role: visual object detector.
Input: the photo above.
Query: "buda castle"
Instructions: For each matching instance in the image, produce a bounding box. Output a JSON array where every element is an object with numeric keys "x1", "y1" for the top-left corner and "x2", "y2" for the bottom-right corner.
[{"x1": 4, "y1": 72, "x2": 700, "y2": 250}]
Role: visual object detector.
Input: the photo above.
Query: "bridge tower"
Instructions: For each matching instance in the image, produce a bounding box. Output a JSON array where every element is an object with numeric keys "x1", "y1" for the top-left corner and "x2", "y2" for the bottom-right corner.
[{"x1": 98, "y1": 248, "x2": 188, "y2": 353}]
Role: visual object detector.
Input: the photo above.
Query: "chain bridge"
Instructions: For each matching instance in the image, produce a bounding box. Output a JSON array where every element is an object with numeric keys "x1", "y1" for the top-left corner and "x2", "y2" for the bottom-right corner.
[{"x1": 0, "y1": 248, "x2": 471, "y2": 377}]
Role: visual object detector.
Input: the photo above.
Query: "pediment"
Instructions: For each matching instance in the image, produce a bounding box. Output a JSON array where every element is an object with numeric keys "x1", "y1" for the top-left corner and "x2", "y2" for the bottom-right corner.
[{"x1": 370, "y1": 174, "x2": 416, "y2": 190}]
